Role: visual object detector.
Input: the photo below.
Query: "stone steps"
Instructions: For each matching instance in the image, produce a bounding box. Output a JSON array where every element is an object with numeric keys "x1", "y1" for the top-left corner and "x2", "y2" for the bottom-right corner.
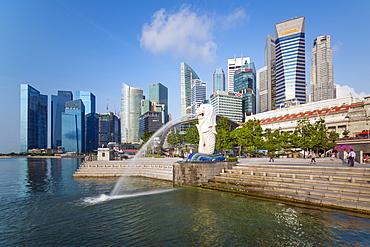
[
  {"x1": 202, "y1": 164, "x2": 370, "y2": 214},
  {"x1": 203, "y1": 182, "x2": 370, "y2": 213}
]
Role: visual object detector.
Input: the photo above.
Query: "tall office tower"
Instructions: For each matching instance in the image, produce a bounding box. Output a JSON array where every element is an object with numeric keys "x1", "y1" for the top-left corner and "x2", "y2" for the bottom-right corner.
[
  {"x1": 75, "y1": 91, "x2": 95, "y2": 114},
  {"x1": 62, "y1": 99, "x2": 85, "y2": 153},
  {"x1": 227, "y1": 56, "x2": 251, "y2": 92},
  {"x1": 20, "y1": 84, "x2": 48, "y2": 153},
  {"x1": 180, "y1": 62, "x2": 200, "y2": 116},
  {"x1": 210, "y1": 91, "x2": 243, "y2": 123},
  {"x1": 139, "y1": 111, "x2": 163, "y2": 139},
  {"x1": 234, "y1": 62, "x2": 256, "y2": 119},
  {"x1": 121, "y1": 82, "x2": 143, "y2": 143},
  {"x1": 275, "y1": 17, "x2": 306, "y2": 106},
  {"x1": 310, "y1": 35, "x2": 336, "y2": 102},
  {"x1": 265, "y1": 34, "x2": 277, "y2": 110},
  {"x1": 75, "y1": 91, "x2": 98, "y2": 153},
  {"x1": 257, "y1": 66, "x2": 268, "y2": 113},
  {"x1": 191, "y1": 79, "x2": 207, "y2": 114},
  {"x1": 98, "y1": 112, "x2": 120, "y2": 148},
  {"x1": 149, "y1": 82, "x2": 169, "y2": 123},
  {"x1": 51, "y1": 91, "x2": 73, "y2": 149},
  {"x1": 213, "y1": 68, "x2": 225, "y2": 92}
]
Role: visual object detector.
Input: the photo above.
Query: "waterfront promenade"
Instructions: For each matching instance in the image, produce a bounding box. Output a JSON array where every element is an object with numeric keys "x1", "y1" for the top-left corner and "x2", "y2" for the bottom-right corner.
[{"x1": 74, "y1": 156, "x2": 370, "y2": 215}]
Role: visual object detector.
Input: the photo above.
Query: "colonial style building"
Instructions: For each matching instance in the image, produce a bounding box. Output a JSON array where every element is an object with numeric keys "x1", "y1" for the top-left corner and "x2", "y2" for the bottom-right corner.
[{"x1": 245, "y1": 95, "x2": 370, "y2": 138}]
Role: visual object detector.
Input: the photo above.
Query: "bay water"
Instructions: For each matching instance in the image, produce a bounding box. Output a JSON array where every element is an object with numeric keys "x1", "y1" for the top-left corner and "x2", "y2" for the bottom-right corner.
[{"x1": 1, "y1": 158, "x2": 370, "y2": 246}]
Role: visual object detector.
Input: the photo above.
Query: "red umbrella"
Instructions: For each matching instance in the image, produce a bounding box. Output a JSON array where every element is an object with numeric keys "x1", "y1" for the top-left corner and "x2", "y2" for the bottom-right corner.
[{"x1": 333, "y1": 145, "x2": 354, "y2": 152}]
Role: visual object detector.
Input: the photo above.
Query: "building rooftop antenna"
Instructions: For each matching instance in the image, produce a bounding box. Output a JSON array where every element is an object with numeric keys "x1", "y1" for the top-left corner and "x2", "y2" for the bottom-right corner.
[{"x1": 106, "y1": 99, "x2": 109, "y2": 114}]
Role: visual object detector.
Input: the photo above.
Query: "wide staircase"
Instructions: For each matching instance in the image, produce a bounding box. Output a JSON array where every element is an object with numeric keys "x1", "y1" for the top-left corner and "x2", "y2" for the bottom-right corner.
[
  {"x1": 73, "y1": 158, "x2": 175, "y2": 181},
  {"x1": 202, "y1": 163, "x2": 370, "y2": 214}
]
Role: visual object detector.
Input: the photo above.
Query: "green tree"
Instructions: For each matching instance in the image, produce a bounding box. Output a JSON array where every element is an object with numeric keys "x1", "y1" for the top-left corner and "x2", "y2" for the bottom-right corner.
[
  {"x1": 215, "y1": 117, "x2": 233, "y2": 154},
  {"x1": 263, "y1": 128, "x2": 282, "y2": 152},
  {"x1": 184, "y1": 121, "x2": 199, "y2": 144},
  {"x1": 342, "y1": 130, "x2": 350, "y2": 138},
  {"x1": 166, "y1": 128, "x2": 184, "y2": 146},
  {"x1": 293, "y1": 118, "x2": 313, "y2": 158},
  {"x1": 231, "y1": 119, "x2": 264, "y2": 156},
  {"x1": 140, "y1": 130, "x2": 154, "y2": 146}
]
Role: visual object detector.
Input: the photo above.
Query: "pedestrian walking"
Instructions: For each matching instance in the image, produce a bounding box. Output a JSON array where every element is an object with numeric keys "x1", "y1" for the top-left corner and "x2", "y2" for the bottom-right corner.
[
  {"x1": 310, "y1": 151, "x2": 316, "y2": 164},
  {"x1": 348, "y1": 150, "x2": 356, "y2": 167},
  {"x1": 269, "y1": 153, "x2": 274, "y2": 162}
]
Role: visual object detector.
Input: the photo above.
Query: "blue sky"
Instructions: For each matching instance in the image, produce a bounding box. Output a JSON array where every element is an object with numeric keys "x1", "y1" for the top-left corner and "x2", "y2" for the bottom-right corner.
[{"x1": 1, "y1": 0, "x2": 369, "y2": 153}]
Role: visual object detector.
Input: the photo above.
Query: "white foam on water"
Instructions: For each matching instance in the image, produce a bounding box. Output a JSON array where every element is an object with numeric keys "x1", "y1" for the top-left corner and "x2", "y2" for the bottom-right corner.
[{"x1": 83, "y1": 188, "x2": 175, "y2": 206}]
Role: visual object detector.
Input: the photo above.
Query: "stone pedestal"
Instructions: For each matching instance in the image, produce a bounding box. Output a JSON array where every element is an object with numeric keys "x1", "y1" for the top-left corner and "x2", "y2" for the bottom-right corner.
[{"x1": 173, "y1": 161, "x2": 235, "y2": 187}]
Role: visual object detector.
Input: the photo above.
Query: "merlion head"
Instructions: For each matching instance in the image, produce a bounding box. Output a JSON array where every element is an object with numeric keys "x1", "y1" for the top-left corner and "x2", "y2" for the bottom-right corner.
[{"x1": 196, "y1": 104, "x2": 216, "y2": 133}]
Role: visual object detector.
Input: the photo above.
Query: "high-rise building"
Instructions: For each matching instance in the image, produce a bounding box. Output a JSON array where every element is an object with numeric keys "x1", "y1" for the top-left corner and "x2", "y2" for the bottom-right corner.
[
  {"x1": 180, "y1": 62, "x2": 200, "y2": 116},
  {"x1": 257, "y1": 66, "x2": 268, "y2": 113},
  {"x1": 213, "y1": 68, "x2": 225, "y2": 92},
  {"x1": 51, "y1": 91, "x2": 73, "y2": 149},
  {"x1": 149, "y1": 82, "x2": 169, "y2": 123},
  {"x1": 75, "y1": 91, "x2": 95, "y2": 115},
  {"x1": 210, "y1": 91, "x2": 243, "y2": 123},
  {"x1": 98, "y1": 112, "x2": 120, "y2": 148},
  {"x1": 227, "y1": 57, "x2": 251, "y2": 92},
  {"x1": 139, "y1": 111, "x2": 163, "y2": 139},
  {"x1": 20, "y1": 84, "x2": 48, "y2": 153},
  {"x1": 275, "y1": 17, "x2": 306, "y2": 106},
  {"x1": 264, "y1": 34, "x2": 277, "y2": 110},
  {"x1": 121, "y1": 82, "x2": 143, "y2": 143},
  {"x1": 310, "y1": 35, "x2": 336, "y2": 102},
  {"x1": 191, "y1": 79, "x2": 207, "y2": 114},
  {"x1": 62, "y1": 99, "x2": 85, "y2": 153},
  {"x1": 234, "y1": 62, "x2": 257, "y2": 118},
  {"x1": 75, "y1": 91, "x2": 98, "y2": 153}
]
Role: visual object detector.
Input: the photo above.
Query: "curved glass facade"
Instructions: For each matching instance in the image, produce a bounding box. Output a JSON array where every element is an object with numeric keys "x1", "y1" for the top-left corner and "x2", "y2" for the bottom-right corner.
[{"x1": 180, "y1": 62, "x2": 200, "y2": 116}]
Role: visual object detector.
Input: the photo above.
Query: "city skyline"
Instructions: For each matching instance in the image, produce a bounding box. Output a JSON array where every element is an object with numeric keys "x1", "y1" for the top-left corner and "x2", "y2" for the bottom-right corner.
[{"x1": 1, "y1": 0, "x2": 370, "y2": 153}]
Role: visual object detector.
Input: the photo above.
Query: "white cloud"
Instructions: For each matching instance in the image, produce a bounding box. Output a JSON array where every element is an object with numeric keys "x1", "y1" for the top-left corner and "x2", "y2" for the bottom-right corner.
[
  {"x1": 224, "y1": 9, "x2": 248, "y2": 28},
  {"x1": 139, "y1": 6, "x2": 248, "y2": 64},
  {"x1": 332, "y1": 41, "x2": 343, "y2": 53},
  {"x1": 336, "y1": 84, "x2": 368, "y2": 99}
]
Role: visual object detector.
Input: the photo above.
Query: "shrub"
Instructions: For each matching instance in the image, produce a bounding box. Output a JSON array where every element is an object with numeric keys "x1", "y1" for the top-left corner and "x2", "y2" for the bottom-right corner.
[{"x1": 226, "y1": 157, "x2": 238, "y2": 162}]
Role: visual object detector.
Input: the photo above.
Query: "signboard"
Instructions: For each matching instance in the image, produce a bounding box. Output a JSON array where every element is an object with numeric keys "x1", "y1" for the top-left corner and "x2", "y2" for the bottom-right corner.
[{"x1": 280, "y1": 28, "x2": 299, "y2": 36}]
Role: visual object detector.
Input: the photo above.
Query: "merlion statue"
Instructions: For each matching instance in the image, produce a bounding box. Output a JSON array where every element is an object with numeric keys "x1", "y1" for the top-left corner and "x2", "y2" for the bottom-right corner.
[{"x1": 196, "y1": 103, "x2": 217, "y2": 155}]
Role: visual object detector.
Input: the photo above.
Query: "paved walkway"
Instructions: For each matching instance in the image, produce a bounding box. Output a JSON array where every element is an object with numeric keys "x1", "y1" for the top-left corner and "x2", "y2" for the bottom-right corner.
[{"x1": 237, "y1": 157, "x2": 370, "y2": 168}]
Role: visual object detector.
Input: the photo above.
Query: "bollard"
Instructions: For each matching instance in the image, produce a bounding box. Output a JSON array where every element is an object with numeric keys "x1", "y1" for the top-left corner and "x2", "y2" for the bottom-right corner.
[
  {"x1": 240, "y1": 170, "x2": 243, "y2": 175},
  {"x1": 310, "y1": 175, "x2": 313, "y2": 180},
  {"x1": 277, "y1": 173, "x2": 280, "y2": 178},
  {"x1": 263, "y1": 172, "x2": 266, "y2": 177},
  {"x1": 329, "y1": 176, "x2": 333, "y2": 182},
  {"x1": 251, "y1": 171, "x2": 254, "y2": 175},
  {"x1": 351, "y1": 177, "x2": 356, "y2": 183},
  {"x1": 292, "y1": 174, "x2": 296, "y2": 179}
]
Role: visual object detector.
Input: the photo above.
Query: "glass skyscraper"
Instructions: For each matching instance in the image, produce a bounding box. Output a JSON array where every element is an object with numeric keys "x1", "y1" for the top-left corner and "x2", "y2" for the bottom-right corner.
[
  {"x1": 20, "y1": 84, "x2": 48, "y2": 153},
  {"x1": 275, "y1": 17, "x2": 306, "y2": 106},
  {"x1": 234, "y1": 62, "x2": 256, "y2": 118},
  {"x1": 75, "y1": 91, "x2": 95, "y2": 115},
  {"x1": 62, "y1": 99, "x2": 85, "y2": 153},
  {"x1": 121, "y1": 82, "x2": 143, "y2": 143},
  {"x1": 51, "y1": 91, "x2": 73, "y2": 149},
  {"x1": 180, "y1": 62, "x2": 200, "y2": 116},
  {"x1": 75, "y1": 91, "x2": 98, "y2": 153},
  {"x1": 213, "y1": 68, "x2": 225, "y2": 92},
  {"x1": 149, "y1": 82, "x2": 169, "y2": 123}
]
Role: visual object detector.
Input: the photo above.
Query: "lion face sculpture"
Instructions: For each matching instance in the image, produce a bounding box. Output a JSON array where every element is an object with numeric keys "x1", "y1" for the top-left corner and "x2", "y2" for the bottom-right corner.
[
  {"x1": 195, "y1": 104, "x2": 217, "y2": 155},
  {"x1": 196, "y1": 104, "x2": 217, "y2": 133}
]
